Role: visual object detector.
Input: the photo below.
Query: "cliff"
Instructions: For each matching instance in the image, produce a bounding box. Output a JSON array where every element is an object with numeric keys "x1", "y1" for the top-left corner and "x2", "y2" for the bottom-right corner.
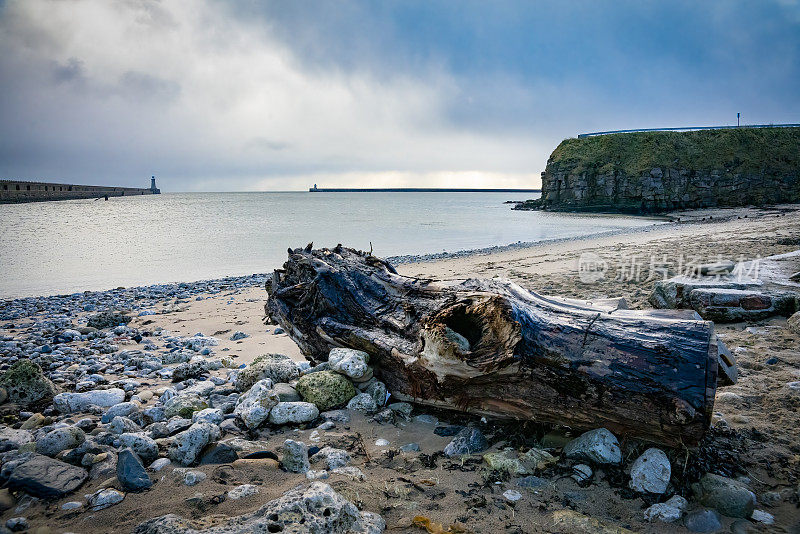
[{"x1": 527, "y1": 127, "x2": 800, "y2": 213}]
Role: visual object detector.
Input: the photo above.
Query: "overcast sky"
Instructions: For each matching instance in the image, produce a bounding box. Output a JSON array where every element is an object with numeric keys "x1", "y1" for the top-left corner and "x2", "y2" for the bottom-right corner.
[{"x1": 1, "y1": 1, "x2": 798, "y2": 191}]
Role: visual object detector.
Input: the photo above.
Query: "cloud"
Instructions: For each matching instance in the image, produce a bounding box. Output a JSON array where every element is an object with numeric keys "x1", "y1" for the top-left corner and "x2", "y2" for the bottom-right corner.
[{"x1": 0, "y1": 1, "x2": 798, "y2": 190}]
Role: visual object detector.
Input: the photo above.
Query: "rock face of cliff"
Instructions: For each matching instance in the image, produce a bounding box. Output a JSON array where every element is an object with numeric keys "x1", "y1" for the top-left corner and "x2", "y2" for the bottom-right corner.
[{"x1": 537, "y1": 127, "x2": 800, "y2": 213}]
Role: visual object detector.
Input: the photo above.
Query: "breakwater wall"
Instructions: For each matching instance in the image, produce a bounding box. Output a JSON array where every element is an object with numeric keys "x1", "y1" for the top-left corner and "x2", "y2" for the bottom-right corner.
[
  {"x1": 533, "y1": 127, "x2": 800, "y2": 213},
  {"x1": 0, "y1": 179, "x2": 160, "y2": 204}
]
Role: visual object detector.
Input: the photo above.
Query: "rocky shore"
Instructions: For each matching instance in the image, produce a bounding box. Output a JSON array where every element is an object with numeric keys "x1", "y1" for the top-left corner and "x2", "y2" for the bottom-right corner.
[{"x1": 0, "y1": 209, "x2": 798, "y2": 533}]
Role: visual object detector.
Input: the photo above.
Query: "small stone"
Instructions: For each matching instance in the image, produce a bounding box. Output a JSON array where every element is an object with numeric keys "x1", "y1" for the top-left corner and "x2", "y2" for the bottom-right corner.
[
  {"x1": 88, "y1": 488, "x2": 125, "y2": 510},
  {"x1": 684, "y1": 508, "x2": 721, "y2": 533},
  {"x1": 312, "y1": 447, "x2": 350, "y2": 470},
  {"x1": 750, "y1": 509, "x2": 774, "y2": 524},
  {"x1": 346, "y1": 393, "x2": 378, "y2": 414},
  {"x1": 571, "y1": 464, "x2": 593, "y2": 483},
  {"x1": 168, "y1": 423, "x2": 221, "y2": 466},
  {"x1": 281, "y1": 439, "x2": 309, "y2": 473},
  {"x1": 61, "y1": 501, "x2": 83, "y2": 510},
  {"x1": 268, "y1": 401, "x2": 319, "y2": 425},
  {"x1": 563, "y1": 428, "x2": 621, "y2": 464},
  {"x1": 53, "y1": 388, "x2": 126, "y2": 413},
  {"x1": 199, "y1": 443, "x2": 239, "y2": 465},
  {"x1": 233, "y1": 379, "x2": 279, "y2": 429},
  {"x1": 149, "y1": 458, "x2": 171, "y2": 471},
  {"x1": 644, "y1": 496, "x2": 687, "y2": 523},
  {"x1": 228, "y1": 484, "x2": 259, "y2": 500},
  {"x1": 116, "y1": 448, "x2": 152, "y2": 492},
  {"x1": 629, "y1": 448, "x2": 671, "y2": 494},
  {"x1": 295, "y1": 371, "x2": 357, "y2": 411},
  {"x1": 328, "y1": 348, "x2": 370, "y2": 379},
  {"x1": 443, "y1": 427, "x2": 488, "y2": 457},
  {"x1": 6, "y1": 517, "x2": 28, "y2": 532},
  {"x1": 230, "y1": 331, "x2": 249, "y2": 341},
  {"x1": 696, "y1": 473, "x2": 757, "y2": 518},
  {"x1": 374, "y1": 438, "x2": 390, "y2": 447},
  {"x1": 181, "y1": 470, "x2": 206, "y2": 486},
  {"x1": 503, "y1": 489, "x2": 522, "y2": 502},
  {"x1": 400, "y1": 443, "x2": 420, "y2": 452}
]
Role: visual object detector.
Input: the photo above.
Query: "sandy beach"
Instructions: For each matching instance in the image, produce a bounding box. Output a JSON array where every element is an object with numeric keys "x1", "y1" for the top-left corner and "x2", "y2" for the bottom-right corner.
[{"x1": 0, "y1": 205, "x2": 798, "y2": 534}]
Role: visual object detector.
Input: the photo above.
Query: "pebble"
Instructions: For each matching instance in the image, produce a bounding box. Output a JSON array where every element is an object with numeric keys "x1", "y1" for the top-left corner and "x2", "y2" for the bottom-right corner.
[
  {"x1": 750, "y1": 509, "x2": 774, "y2": 524},
  {"x1": 281, "y1": 439, "x2": 310, "y2": 473},
  {"x1": 6, "y1": 517, "x2": 28, "y2": 532},
  {"x1": 629, "y1": 448, "x2": 671, "y2": 494},
  {"x1": 684, "y1": 508, "x2": 721, "y2": 533},
  {"x1": 443, "y1": 427, "x2": 488, "y2": 457},
  {"x1": 571, "y1": 464, "x2": 592, "y2": 483},
  {"x1": 88, "y1": 488, "x2": 125, "y2": 510},
  {"x1": 228, "y1": 484, "x2": 259, "y2": 500},
  {"x1": 503, "y1": 489, "x2": 522, "y2": 502},
  {"x1": 563, "y1": 428, "x2": 621, "y2": 464}
]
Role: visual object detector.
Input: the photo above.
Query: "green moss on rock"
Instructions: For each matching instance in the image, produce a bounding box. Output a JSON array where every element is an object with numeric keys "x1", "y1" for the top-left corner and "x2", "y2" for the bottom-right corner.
[
  {"x1": 0, "y1": 360, "x2": 57, "y2": 408},
  {"x1": 295, "y1": 371, "x2": 356, "y2": 411}
]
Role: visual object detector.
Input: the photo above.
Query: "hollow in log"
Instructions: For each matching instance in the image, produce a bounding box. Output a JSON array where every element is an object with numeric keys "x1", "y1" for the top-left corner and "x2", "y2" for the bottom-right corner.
[{"x1": 266, "y1": 245, "x2": 718, "y2": 447}]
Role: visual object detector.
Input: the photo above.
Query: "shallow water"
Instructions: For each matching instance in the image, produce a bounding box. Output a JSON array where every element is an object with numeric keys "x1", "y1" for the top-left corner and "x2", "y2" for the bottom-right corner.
[{"x1": 0, "y1": 192, "x2": 658, "y2": 297}]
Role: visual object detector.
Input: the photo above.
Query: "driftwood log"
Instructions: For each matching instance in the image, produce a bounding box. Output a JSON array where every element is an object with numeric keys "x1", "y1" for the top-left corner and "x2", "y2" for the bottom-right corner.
[{"x1": 266, "y1": 245, "x2": 719, "y2": 446}]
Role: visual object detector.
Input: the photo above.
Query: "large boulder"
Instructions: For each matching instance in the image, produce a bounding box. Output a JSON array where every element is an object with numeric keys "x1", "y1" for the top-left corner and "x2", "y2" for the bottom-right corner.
[
  {"x1": 0, "y1": 360, "x2": 57, "y2": 408},
  {"x1": 295, "y1": 371, "x2": 356, "y2": 411},
  {"x1": 133, "y1": 482, "x2": 385, "y2": 534},
  {"x1": 234, "y1": 354, "x2": 299, "y2": 392},
  {"x1": 233, "y1": 379, "x2": 280, "y2": 429},
  {"x1": 53, "y1": 388, "x2": 126, "y2": 413},
  {"x1": 788, "y1": 311, "x2": 800, "y2": 334},
  {"x1": 5, "y1": 453, "x2": 88, "y2": 498}
]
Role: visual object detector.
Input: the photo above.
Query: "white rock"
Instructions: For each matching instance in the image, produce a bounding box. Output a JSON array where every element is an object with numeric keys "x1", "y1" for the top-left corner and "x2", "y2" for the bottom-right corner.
[
  {"x1": 192, "y1": 408, "x2": 223, "y2": 425},
  {"x1": 149, "y1": 458, "x2": 171, "y2": 471},
  {"x1": 118, "y1": 432, "x2": 159, "y2": 464},
  {"x1": 228, "y1": 484, "x2": 259, "y2": 500},
  {"x1": 168, "y1": 423, "x2": 220, "y2": 466},
  {"x1": 313, "y1": 447, "x2": 351, "y2": 470},
  {"x1": 375, "y1": 438, "x2": 389, "y2": 447},
  {"x1": 54, "y1": 388, "x2": 126, "y2": 413},
  {"x1": 233, "y1": 379, "x2": 279, "y2": 429},
  {"x1": 346, "y1": 393, "x2": 378, "y2": 414},
  {"x1": 268, "y1": 401, "x2": 319, "y2": 425},
  {"x1": 88, "y1": 488, "x2": 124, "y2": 510},
  {"x1": 563, "y1": 428, "x2": 622, "y2": 464},
  {"x1": 751, "y1": 509, "x2": 774, "y2": 524},
  {"x1": 629, "y1": 448, "x2": 671, "y2": 494},
  {"x1": 503, "y1": 489, "x2": 522, "y2": 501},
  {"x1": 0, "y1": 428, "x2": 33, "y2": 451},
  {"x1": 328, "y1": 348, "x2": 369, "y2": 379},
  {"x1": 181, "y1": 470, "x2": 206, "y2": 486}
]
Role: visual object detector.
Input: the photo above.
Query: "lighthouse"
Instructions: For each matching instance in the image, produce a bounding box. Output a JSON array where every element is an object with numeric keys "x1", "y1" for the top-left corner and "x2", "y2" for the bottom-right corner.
[{"x1": 150, "y1": 176, "x2": 161, "y2": 194}]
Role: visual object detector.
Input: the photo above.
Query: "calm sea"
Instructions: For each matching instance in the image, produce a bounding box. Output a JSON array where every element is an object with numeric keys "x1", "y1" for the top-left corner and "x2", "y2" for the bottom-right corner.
[{"x1": 0, "y1": 192, "x2": 659, "y2": 297}]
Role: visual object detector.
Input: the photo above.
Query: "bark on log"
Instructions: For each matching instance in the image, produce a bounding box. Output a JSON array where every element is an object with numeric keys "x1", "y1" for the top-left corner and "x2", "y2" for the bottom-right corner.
[{"x1": 266, "y1": 245, "x2": 718, "y2": 447}]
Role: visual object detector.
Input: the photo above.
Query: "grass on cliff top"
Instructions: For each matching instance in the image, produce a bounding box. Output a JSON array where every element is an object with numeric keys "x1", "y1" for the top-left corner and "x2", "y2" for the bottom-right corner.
[{"x1": 549, "y1": 127, "x2": 800, "y2": 176}]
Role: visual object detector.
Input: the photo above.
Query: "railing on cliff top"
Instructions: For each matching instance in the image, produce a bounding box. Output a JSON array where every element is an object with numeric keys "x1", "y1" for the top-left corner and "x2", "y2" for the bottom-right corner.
[{"x1": 577, "y1": 123, "x2": 800, "y2": 138}]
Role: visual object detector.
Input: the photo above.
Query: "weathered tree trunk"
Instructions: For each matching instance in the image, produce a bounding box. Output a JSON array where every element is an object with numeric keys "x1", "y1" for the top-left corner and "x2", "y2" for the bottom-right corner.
[{"x1": 266, "y1": 245, "x2": 718, "y2": 446}]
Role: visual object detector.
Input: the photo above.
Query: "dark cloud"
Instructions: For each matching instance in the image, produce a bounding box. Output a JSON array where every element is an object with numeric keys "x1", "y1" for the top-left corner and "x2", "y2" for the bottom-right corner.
[{"x1": 0, "y1": 0, "x2": 797, "y2": 190}]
